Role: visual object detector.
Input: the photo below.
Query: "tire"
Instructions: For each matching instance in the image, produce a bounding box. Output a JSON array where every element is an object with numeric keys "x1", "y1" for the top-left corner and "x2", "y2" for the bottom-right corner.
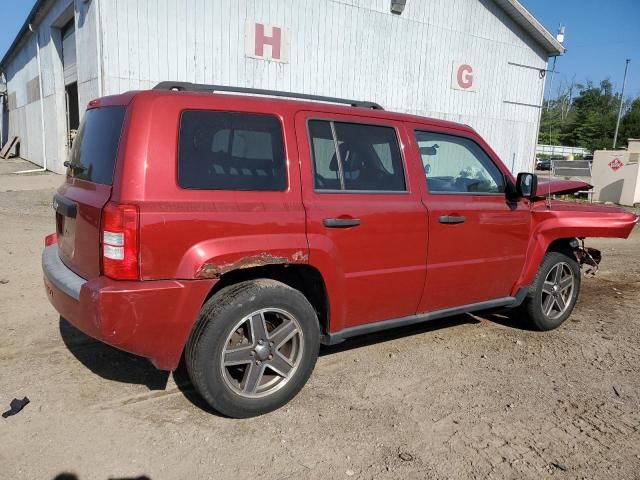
[
  {"x1": 521, "y1": 251, "x2": 581, "y2": 331},
  {"x1": 185, "y1": 279, "x2": 320, "y2": 418}
]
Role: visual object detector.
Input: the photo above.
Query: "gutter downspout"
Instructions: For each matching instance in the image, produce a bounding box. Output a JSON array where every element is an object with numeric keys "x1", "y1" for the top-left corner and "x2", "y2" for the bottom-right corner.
[
  {"x1": 16, "y1": 23, "x2": 48, "y2": 174},
  {"x1": 96, "y1": 0, "x2": 104, "y2": 97},
  {"x1": 0, "y1": 72, "x2": 6, "y2": 145}
]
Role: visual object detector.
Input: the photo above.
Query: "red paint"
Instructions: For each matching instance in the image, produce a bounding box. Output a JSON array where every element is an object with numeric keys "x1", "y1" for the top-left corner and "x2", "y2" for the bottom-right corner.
[
  {"x1": 608, "y1": 158, "x2": 624, "y2": 171},
  {"x1": 457, "y1": 64, "x2": 474, "y2": 89},
  {"x1": 44, "y1": 233, "x2": 58, "y2": 246},
  {"x1": 254, "y1": 23, "x2": 281, "y2": 59},
  {"x1": 56, "y1": 180, "x2": 112, "y2": 279},
  {"x1": 43, "y1": 88, "x2": 639, "y2": 371},
  {"x1": 295, "y1": 113, "x2": 428, "y2": 330},
  {"x1": 514, "y1": 200, "x2": 637, "y2": 294}
]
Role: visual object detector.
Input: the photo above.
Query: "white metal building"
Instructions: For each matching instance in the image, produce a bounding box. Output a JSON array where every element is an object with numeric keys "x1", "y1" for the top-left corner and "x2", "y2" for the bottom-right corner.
[{"x1": 0, "y1": 0, "x2": 563, "y2": 174}]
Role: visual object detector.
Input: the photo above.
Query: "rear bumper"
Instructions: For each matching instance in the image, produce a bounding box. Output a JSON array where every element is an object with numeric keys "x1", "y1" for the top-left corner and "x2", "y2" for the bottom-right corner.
[{"x1": 42, "y1": 245, "x2": 214, "y2": 370}]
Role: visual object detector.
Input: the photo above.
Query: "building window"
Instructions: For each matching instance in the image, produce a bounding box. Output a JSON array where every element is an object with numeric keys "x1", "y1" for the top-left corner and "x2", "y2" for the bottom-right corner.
[
  {"x1": 415, "y1": 131, "x2": 505, "y2": 194},
  {"x1": 308, "y1": 120, "x2": 406, "y2": 192},
  {"x1": 178, "y1": 111, "x2": 287, "y2": 191}
]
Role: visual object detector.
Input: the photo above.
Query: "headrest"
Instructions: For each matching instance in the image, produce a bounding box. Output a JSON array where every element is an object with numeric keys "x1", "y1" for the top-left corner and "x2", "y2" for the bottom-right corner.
[{"x1": 329, "y1": 143, "x2": 366, "y2": 172}]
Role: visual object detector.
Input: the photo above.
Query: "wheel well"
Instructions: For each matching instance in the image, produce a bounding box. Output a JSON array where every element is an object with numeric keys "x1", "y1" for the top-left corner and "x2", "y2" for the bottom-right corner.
[
  {"x1": 547, "y1": 237, "x2": 579, "y2": 255},
  {"x1": 205, "y1": 264, "x2": 330, "y2": 335}
]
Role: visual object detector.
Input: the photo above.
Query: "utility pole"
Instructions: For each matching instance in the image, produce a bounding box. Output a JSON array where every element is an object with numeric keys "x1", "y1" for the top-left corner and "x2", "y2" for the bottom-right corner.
[{"x1": 613, "y1": 59, "x2": 630, "y2": 149}]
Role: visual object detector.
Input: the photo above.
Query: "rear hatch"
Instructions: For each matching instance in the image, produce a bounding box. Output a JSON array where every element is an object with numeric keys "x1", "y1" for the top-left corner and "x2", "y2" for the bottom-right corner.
[{"x1": 55, "y1": 106, "x2": 127, "y2": 279}]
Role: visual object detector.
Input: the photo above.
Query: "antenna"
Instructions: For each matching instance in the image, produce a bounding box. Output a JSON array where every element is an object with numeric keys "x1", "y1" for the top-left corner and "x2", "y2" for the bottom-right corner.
[
  {"x1": 547, "y1": 155, "x2": 552, "y2": 209},
  {"x1": 544, "y1": 28, "x2": 565, "y2": 211}
]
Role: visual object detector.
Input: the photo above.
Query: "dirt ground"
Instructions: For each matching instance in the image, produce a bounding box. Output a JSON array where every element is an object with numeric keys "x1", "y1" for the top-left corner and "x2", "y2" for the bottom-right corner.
[{"x1": 1, "y1": 158, "x2": 639, "y2": 480}]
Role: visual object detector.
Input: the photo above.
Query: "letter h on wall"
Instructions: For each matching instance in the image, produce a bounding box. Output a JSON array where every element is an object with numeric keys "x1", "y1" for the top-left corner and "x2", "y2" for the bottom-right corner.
[{"x1": 246, "y1": 22, "x2": 288, "y2": 63}]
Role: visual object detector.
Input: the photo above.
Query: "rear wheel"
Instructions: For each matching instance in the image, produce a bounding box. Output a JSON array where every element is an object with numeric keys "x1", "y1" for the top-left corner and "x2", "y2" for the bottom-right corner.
[
  {"x1": 521, "y1": 251, "x2": 581, "y2": 331},
  {"x1": 185, "y1": 279, "x2": 320, "y2": 418}
]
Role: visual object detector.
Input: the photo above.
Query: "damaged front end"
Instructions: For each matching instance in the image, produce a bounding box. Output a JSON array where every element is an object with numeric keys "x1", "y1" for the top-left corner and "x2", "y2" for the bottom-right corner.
[{"x1": 571, "y1": 239, "x2": 602, "y2": 277}]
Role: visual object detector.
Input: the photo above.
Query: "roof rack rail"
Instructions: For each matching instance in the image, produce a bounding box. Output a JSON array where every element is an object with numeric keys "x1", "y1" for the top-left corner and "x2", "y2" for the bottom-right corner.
[{"x1": 153, "y1": 81, "x2": 384, "y2": 110}]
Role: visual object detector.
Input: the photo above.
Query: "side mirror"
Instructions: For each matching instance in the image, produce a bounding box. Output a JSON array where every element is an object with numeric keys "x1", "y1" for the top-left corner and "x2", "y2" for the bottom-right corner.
[{"x1": 516, "y1": 172, "x2": 537, "y2": 199}]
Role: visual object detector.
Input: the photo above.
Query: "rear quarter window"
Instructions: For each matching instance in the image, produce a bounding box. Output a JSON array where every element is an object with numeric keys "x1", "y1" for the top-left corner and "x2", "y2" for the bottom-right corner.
[
  {"x1": 178, "y1": 111, "x2": 287, "y2": 191},
  {"x1": 67, "y1": 106, "x2": 126, "y2": 185}
]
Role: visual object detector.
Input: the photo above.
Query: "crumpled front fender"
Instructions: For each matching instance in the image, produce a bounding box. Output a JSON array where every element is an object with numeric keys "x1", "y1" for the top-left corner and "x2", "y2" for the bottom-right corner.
[{"x1": 512, "y1": 202, "x2": 637, "y2": 293}]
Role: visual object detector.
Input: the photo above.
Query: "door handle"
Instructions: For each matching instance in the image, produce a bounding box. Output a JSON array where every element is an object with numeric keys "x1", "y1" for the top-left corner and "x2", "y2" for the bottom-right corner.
[
  {"x1": 323, "y1": 218, "x2": 361, "y2": 228},
  {"x1": 438, "y1": 215, "x2": 466, "y2": 224}
]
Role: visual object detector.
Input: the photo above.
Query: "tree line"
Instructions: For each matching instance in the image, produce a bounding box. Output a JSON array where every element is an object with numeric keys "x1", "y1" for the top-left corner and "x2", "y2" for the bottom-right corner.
[{"x1": 538, "y1": 79, "x2": 640, "y2": 152}]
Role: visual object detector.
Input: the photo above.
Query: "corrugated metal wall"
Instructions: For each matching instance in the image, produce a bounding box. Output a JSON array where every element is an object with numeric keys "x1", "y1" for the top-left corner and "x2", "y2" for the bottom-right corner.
[
  {"x1": 100, "y1": 0, "x2": 548, "y2": 173},
  {"x1": 2, "y1": 0, "x2": 548, "y2": 174},
  {"x1": 2, "y1": 0, "x2": 100, "y2": 173}
]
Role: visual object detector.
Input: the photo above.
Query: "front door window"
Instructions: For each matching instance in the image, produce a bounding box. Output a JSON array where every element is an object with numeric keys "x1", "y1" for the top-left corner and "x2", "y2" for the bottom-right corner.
[{"x1": 415, "y1": 131, "x2": 505, "y2": 194}]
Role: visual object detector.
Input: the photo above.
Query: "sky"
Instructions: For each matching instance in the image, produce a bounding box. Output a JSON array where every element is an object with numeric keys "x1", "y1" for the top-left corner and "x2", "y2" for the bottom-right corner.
[
  {"x1": 521, "y1": 0, "x2": 640, "y2": 100},
  {"x1": 0, "y1": 0, "x2": 638, "y2": 100}
]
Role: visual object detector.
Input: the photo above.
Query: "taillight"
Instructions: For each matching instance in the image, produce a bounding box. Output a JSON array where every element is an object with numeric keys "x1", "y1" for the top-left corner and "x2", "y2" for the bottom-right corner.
[
  {"x1": 44, "y1": 233, "x2": 58, "y2": 246},
  {"x1": 101, "y1": 202, "x2": 139, "y2": 280}
]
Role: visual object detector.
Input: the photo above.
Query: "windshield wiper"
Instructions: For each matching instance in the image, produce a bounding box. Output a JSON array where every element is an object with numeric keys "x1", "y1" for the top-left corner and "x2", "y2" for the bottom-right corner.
[{"x1": 63, "y1": 160, "x2": 86, "y2": 172}]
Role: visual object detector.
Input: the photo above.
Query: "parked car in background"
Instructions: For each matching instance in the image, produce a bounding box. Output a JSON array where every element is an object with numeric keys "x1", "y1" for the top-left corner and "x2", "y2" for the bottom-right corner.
[
  {"x1": 536, "y1": 158, "x2": 552, "y2": 170},
  {"x1": 42, "y1": 83, "x2": 638, "y2": 417}
]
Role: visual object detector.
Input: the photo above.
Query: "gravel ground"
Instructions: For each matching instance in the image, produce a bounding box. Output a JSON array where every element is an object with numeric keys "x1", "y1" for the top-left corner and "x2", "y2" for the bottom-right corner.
[{"x1": 1, "y1": 159, "x2": 639, "y2": 480}]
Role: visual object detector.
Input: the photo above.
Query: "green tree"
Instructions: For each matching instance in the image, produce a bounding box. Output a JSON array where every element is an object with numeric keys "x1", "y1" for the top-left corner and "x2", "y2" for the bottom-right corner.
[
  {"x1": 538, "y1": 78, "x2": 579, "y2": 146},
  {"x1": 538, "y1": 101, "x2": 563, "y2": 144},
  {"x1": 561, "y1": 80, "x2": 619, "y2": 151},
  {"x1": 619, "y1": 98, "x2": 640, "y2": 144}
]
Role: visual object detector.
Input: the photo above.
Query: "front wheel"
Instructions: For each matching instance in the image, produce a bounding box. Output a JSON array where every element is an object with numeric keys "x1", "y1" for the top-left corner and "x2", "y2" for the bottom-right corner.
[
  {"x1": 185, "y1": 279, "x2": 320, "y2": 418},
  {"x1": 520, "y1": 251, "x2": 581, "y2": 331}
]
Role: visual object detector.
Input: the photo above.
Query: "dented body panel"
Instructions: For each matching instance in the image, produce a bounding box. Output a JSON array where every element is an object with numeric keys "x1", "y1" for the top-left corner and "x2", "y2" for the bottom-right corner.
[{"x1": 513, "y1": 200, "x2": 637, "y2": 292}]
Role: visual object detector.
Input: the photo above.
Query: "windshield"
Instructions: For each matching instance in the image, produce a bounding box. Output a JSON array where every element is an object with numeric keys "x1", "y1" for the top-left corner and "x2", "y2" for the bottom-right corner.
[{"x1": 67, "y1": 106, "x2": 126, "y2": 185}]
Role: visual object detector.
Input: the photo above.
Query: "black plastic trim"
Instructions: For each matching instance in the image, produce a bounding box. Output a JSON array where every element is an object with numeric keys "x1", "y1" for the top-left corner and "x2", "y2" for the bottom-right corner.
[
  {"x1": 42, "y1": 245, "x2": 86, "y2": 301},
  {"x1": 321, "y1": 289, "x2": 528, "y2": 345},
  {"x1": 53, "y1": 193, "x2": 77, "y2": 218},
  {"x1": 323, "y1": 218, "x2": 361, "y2": 228},
  {"x1": 438, "y1": 215, "x2": 466, "y2": 224}
]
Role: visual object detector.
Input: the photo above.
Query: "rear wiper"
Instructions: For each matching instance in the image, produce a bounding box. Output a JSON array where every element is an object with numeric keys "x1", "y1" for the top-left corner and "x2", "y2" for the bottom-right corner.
[{"x1": 63, "y1": 160, "x2": 86, "y2": 172}]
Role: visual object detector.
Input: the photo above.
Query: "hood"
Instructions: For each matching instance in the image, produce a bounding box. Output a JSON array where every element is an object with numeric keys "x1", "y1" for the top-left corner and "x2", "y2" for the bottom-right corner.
[
  {"x1": 535, "y1": 178, "x2": 592, "y2": 197},
  {"x1": 532, "y1": 199, "x2": 632, "y2": 214}
]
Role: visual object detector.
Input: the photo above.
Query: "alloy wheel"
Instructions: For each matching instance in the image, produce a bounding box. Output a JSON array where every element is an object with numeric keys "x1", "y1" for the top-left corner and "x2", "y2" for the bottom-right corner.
[
  {"x1": 541, "y1": 262, "x2": 575, "y2": 320},
  {"x1": 220, "y1": 308, "x2": 304, "y2": 398}
]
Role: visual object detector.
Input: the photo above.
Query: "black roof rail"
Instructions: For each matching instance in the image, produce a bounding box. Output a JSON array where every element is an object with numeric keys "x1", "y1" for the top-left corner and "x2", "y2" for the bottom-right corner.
[{"x1": 152, "y1": 81, "x2": 384, "y2": 110}]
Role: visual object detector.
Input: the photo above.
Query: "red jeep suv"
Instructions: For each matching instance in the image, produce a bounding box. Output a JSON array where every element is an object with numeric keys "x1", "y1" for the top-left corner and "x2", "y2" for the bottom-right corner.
[{"x1": 43, "y1": 82, "x2": 637, "y2": 417}]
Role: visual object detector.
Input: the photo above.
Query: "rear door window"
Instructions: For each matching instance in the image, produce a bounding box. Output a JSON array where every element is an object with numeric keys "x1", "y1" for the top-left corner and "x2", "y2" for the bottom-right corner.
[
  {"x1": 67, "y1": 106, "x2": 126, "y2": 185},
  {"x1": 308, "y1": 120, "x2": 406, "y2": 192},
  {"x1": 179, "y1": 111, "x2": 287, "y2": 191}
]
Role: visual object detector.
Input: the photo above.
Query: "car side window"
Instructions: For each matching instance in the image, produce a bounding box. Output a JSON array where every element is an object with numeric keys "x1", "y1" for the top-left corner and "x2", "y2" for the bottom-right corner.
[
  {"x1": 308, "y1": 120, "x2": 406, "y2": 192},
  {"x1": 178, "y1": 111, "x2": 287, "y2": 191},
  {"x1": 415, "y1": 131, "x2": 505, "y2": 194}
]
